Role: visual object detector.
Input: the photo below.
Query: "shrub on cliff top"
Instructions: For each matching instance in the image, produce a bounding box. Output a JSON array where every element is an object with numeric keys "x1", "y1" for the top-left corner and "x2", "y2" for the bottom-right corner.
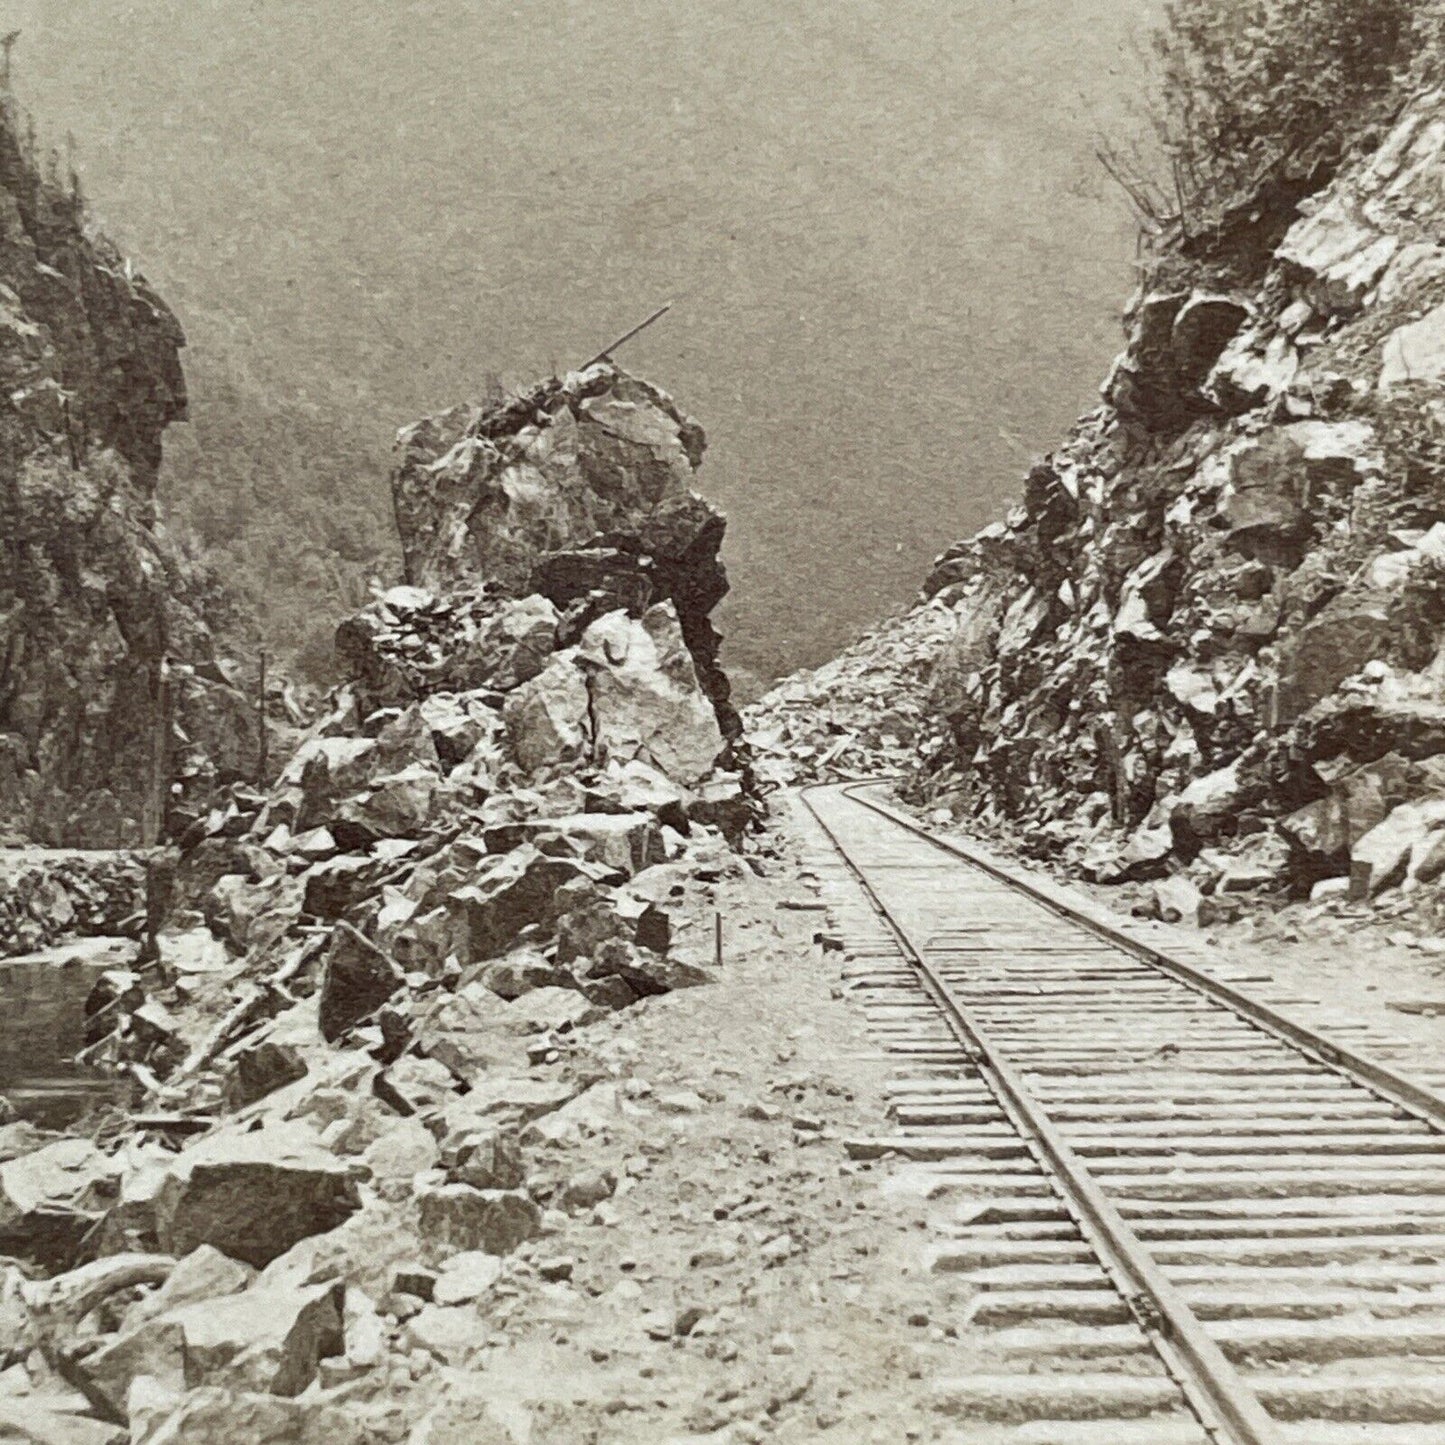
[{"x1": 1140, "y1": 0, "x2": 1441, "y2": 238}]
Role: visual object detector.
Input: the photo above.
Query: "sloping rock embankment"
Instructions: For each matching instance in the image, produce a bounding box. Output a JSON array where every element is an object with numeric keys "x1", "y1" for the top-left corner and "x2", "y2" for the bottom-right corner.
[{"x1": 908, "y1": 87, "x2": 1445, "y2": 920}]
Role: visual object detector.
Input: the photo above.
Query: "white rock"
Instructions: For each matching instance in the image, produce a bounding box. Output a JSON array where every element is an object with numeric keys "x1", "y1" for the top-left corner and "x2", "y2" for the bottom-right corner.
[
  {"x1": 432, "y1": 1251, "x2": 503, "y2": 1306},
  {"x1": 1380, "y1": 301, "x2": 1445, "y2": 389},
  {"x1": 578, "y1": 605, "x2": 724, "y2": 785},
  {"x1": 403, "y1": 1303, "x2": 488, "y2": 1365},
  {"x1": 502, "y1": 651, "x2": 591, "y2": 772}
]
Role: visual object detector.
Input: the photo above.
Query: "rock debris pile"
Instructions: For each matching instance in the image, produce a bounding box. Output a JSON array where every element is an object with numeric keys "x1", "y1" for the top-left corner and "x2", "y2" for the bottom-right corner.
[
  {"x1": 380, "y1": 363, "x2": 739, "y2": 742},
  {"x1": 742, "y1": 606, "x2": 956, "y2": 790},
  {"x1": 0, "y1": 851, "x2": 146, "y2": 959},
  {"x1": 911, "y1": 88, "x2": 1445, "y2": 919},
  {"x1": 0, "y1": 365, "x2": 756, "y2": 1442}
]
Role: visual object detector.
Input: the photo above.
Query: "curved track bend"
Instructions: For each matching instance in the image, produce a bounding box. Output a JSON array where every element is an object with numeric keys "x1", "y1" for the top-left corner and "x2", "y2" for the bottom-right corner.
[{"x1": 800, "y1": 781, "x2": 1445, "y2": 1445}]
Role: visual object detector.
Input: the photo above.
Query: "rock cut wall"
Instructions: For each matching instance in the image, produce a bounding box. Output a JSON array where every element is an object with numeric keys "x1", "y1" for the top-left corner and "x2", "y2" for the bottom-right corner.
[{"x1": 919, "y1": 88, "x2": 1445, "y2": 901}]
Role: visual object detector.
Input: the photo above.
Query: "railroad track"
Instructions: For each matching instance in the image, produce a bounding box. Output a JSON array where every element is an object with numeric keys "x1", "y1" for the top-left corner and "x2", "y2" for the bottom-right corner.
[{"x1": 799, "y1": 781, "x2": 1445, "y2": 1445}]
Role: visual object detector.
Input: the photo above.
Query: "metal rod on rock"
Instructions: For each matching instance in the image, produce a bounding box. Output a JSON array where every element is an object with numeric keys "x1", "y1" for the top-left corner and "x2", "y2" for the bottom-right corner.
[{"x1": 582, "y1": 303, "x2": 672, "y2": 370}]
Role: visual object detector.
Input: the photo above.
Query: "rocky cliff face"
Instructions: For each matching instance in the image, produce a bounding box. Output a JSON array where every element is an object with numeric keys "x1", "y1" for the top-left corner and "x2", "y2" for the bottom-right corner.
[
  {"x1": 0, "y1": 100, "x2": 252, "y2": 846},
  {"x1": 916, "y1": 87, "x2": 1445, "y2": 908}
]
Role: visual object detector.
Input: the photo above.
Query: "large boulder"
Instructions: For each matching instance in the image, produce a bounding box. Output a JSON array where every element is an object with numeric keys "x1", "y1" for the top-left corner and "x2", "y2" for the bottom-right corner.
[
  {"x1": 81, "y1": 1279, "x2": 344, "y2": 1415},
  {"x1": 586, "y1": 938, "x2": 713, "y2": 997},
  {"x1": 502, "y1": 652, "x2": 592, "y2": 772},
  {"x1": 447, "y1": 845, "x2": 585, "y2": 960},
  {"x1": 1169, "y1": 762, "x2": 1250, "y2": 853},
  {"x1": 385, "y1": 364, "x2": 738, "y2": 738},
  {"x1": 1380, "y1": 301, "x2": 1445, "y2": 388},
  {"x1": 0, "y1": 1137, "x2": 118, "y2": 1269},
  {"x1": 329, "y1": 764, "x2": 438, "y2": 846},
  {"x1": 300, "y1": 854, "x2": 392, "y2": 922},
  {"x1": 1349, "y1": 797, "x2": 1445, "y2": 900},
  {"x1": 578, "y1": 605, "x2": 726, "y2": 784},
  {"x1": 418, "y1": 693, "x2": 492, "y2": 768},
  {"x1": 290, "y1": 737, "x2": 379, "y2": 814},
  {"x1": 1215, "y1": 430, "x2": 1313, "y2": 562},
  {"x1": 478, "y1": 950, "x2": 573, "y2": 1001},
  {"x1": 1102, "y1": 288, "x2": 1248, "y2": 429},
  {"x1": 1277, "y1": 590, "x2": 1397, "y2": 722},
  {"x1": 126, "y1": 1244, "x2": 254, "y2": 1326},
  {"x1": 317, "y1": 924, "x2": 405, "y2": 1043},
  {"x1": 1280, "y1": 764, "x2": 1392, "y2": 873},
  {"x1": 1277, "y1": 202, "x2": 1399, "y2": 316},
  {"x1": 498, "y1": 608, "x2": 730, "y2": 786},
  {"x1": 153, "y1": 1123, "x2": 361, "y2": 1268}
]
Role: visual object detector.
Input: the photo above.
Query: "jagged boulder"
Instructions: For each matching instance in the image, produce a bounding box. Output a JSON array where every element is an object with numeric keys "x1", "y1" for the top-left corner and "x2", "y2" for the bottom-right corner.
[
  {"x1": 318, "y1": 924, "x2": 405, "y2": 1042},
  {"x1": 1279, "y1": 591, "x2": 1401, "y2": 723},
  {"x1": 1345, "y1": 792, "x2": 1445, "y2": 898},
  {"x1": 0, "y1": 1137, "x2": 118, "y2": 1269},
  {"x1": 383, "y1": 364, "x2": 738, "y2": 739},
  {"x1": 503, "y1": 651, "x2": 592, "y2": 772},
  {"x1": 329, "y1": 764, "x2": 438, "y2": 846},
  {"x1": 152, "y1": 1124, "x2": 361, "y2": 1268},
  {"x1": 1103, "y1": 288, "x2": 1248, "y2": 430},
  {"x1": 1278, "y1": 757, "x2": 1406, "y2": 875},
  {"x1": 579, "y1": 606, "x2": 725, "y2": 784},
  {"x1": 538, "y1": 811, "x2": 665, "y2": 876},
  {"x1": 1169, "y1": 762, "x2": 1251, "y2": 852},
  {"x1": 1381, "y1": 301, "x2": 1445, "y2": 388},
  {"x1": 448, "y1": 845, "x2": 585, "y2": 961},
  {"x1": 1216, "y1": 431, "x2": 1312, "y2": 560},
  {"x1": 585, "y1": 937, "x2": 713, "y2": 997},
  {"x1": 452, "y1": 596, "x2": 559, "y2": 691},
  {"x1": 81, "y1": 1278, "x2": 344, "y2": 1414},
  {"x1": 478, "y1": 951, "x2": 572, "y2": 1001},
  {"x1": 500, "y1": 604, "x2": 725, "y2": 784}
]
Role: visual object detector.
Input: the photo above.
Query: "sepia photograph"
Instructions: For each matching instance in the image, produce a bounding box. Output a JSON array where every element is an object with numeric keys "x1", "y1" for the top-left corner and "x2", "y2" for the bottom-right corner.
[{"x1": 3, "y1": 0, "x2": 1445, "y2": 1440}]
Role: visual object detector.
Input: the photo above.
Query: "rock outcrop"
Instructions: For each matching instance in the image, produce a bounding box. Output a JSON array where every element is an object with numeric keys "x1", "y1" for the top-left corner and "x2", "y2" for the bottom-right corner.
[
  {"x1": 912, "y1": 86, "x2": 1445, "y2": 906},
  {"x1": 377, "y1": 363, "x2": 739, "y2": 741},
  {"x1": 0, "y1": 98, "x2": 252, "y2": 846}
]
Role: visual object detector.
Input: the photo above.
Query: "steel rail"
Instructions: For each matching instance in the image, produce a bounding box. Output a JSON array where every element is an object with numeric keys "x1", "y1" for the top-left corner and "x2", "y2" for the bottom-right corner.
[
  {"x1": 800, "y1": 783, "x2": 1285, "y2": 1445},
  {"x1": 845, "y1": 782, "x2": 1445, "y2": 1134}
]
